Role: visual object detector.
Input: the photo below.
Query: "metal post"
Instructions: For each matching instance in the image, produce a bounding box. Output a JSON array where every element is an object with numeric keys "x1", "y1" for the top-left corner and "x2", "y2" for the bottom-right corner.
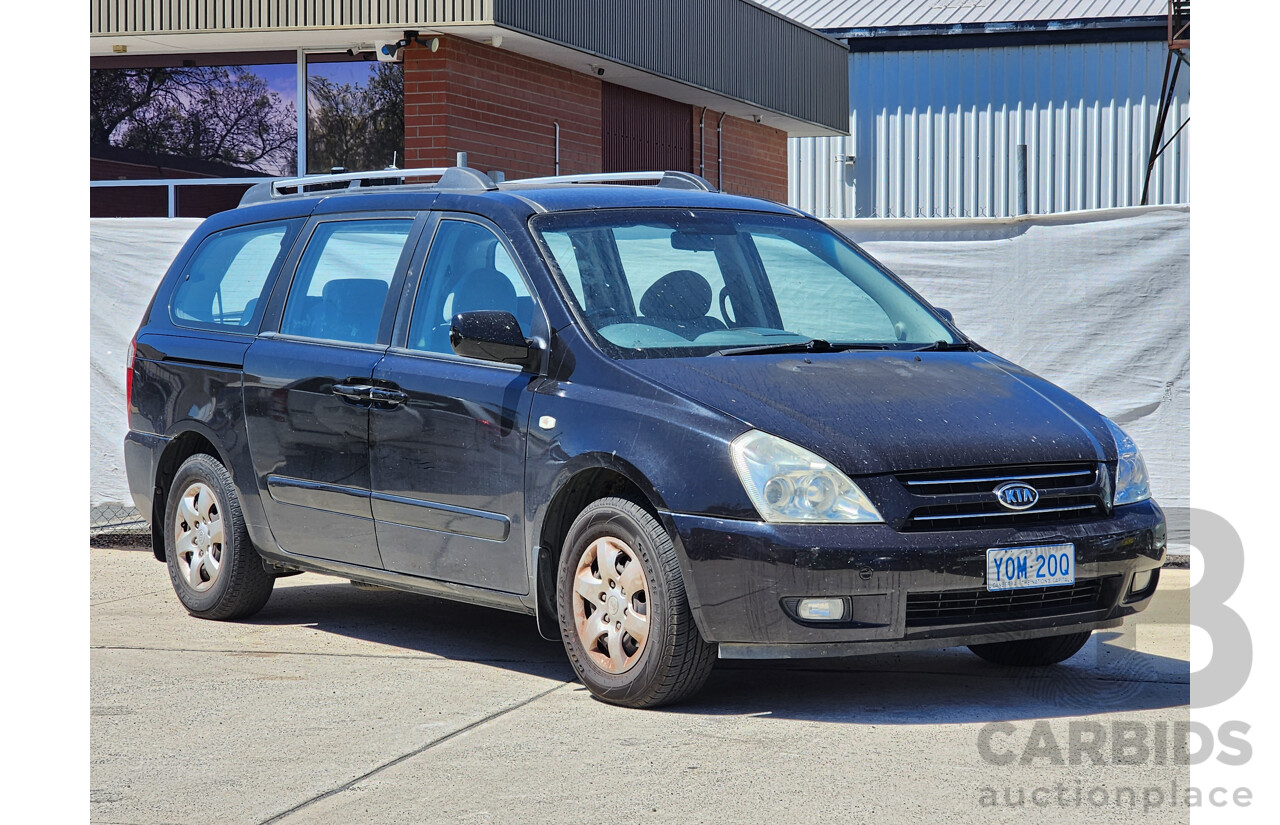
[
  {"x1": 457, "y1": 152, "x2": 468, "y2": 167},
  {"x1": 698, "y1": 108, "x2": 707, "y2": 178},
  {"x1": 1016, "y1": 144, "x2": 1028, "y2": 216},
  {"x1": 1142, "y1": 49, "x2": 1181, "y2": 206},
  {"x1": 296, "y1": 49, "x2": 307, "y2": 175},
  {"x1": 167, "y1": 183, "x2": 176, "y2": 218},
  {"x1": 716, "y1": 111, "x2": 727, "y2": 191},
  {"x1": 554, "y1": 121, "x2": 560, "y2": 175}
]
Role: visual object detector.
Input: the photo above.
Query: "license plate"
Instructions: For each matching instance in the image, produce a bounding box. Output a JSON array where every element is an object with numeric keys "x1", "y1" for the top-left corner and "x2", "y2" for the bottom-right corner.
[{"x1": 986, "y1": 543, "x2": 1075, "y2": 591}]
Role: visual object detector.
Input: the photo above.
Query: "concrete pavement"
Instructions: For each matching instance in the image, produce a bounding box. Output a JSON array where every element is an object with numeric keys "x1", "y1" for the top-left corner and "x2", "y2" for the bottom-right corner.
[{"x1": 91, "y1": 544, "x2": 1189, "y2": 824}]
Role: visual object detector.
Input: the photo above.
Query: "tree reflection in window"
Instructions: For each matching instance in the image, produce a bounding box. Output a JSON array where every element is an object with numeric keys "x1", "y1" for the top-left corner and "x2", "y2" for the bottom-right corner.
[
  {"x1": 90, "y1": 65, "x2": 298, "y2": 176},
  {"x1": 306, "y1": 62, "x2": 404, "y2": 174}
]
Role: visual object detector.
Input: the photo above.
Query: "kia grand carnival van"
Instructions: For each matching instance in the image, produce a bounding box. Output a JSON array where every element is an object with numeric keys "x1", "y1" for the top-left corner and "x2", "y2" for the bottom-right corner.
[{"x1": 124, "y1": 166, "x2": 1165, "y2": 708}]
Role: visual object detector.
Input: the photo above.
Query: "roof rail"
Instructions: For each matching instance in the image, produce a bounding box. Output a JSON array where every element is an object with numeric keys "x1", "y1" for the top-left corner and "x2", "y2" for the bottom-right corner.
[
  {"x1": 238, "y1": 165, "x2": 497, "y2": 206},
  {"x1": 509, "y1": 170, "x2": 717, "y2": 192}
]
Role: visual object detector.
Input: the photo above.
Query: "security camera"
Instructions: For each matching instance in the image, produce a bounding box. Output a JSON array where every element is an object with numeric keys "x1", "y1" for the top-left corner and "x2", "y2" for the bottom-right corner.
[{"x1": 591, "y1": 65, "x2": 606, "y2": 76}]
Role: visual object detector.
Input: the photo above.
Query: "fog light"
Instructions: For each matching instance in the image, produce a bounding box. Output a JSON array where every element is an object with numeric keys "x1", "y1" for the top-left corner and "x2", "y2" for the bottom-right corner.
[
  {"x1": 797, "y1": 598, "x2": 845, "y2": 621},
  {"x1": 1130, "y1": 569, "x2": 1154, "y2": 595}
]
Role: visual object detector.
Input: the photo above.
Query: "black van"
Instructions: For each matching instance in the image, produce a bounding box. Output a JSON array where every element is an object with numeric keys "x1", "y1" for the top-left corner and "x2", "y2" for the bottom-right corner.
[{"x1": 124, "y1": 166, "x2": 1165, "y2": 708}]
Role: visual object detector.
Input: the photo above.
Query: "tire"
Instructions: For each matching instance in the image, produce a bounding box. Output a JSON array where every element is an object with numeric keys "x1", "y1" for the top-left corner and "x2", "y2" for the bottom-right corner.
[
  {"x1": 968, "y1": 630, "x2": 1092, "y2": 667},
  {"x1": 163, "y1": 454, "x2": 274, "y2": 620},
  {"x1": 556, "y1": 497, "x2": 716, "y2": 708}
]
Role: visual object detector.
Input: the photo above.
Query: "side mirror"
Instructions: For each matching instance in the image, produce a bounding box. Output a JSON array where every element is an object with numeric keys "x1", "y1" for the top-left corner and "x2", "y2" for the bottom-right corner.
[
  {"x1": 936, "y1": 307, "x2": 955, "y2": 325},
  {"x1": 450, "y1": 311, "x2": 539, "y2": 370}
]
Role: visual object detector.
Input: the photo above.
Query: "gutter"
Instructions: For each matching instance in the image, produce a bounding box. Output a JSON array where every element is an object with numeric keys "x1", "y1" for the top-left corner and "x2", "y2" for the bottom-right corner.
[{"x1": 825, "y1": 15, "x2": 1167, "y2": 44}]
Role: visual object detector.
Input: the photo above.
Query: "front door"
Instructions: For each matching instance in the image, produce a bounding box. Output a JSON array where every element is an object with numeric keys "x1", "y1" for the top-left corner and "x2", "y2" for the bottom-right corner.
[
  {"x1": 244, "y1": 214, "x2": 421, "y2": 568},
  {"x1": 370, "y1": 216, "x2": 544, "y2": 593}
]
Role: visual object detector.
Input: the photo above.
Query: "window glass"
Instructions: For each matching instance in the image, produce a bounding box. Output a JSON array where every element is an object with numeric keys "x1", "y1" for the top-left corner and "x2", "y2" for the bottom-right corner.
[
  {"x1": 91, "y1": 60, "x2": 298, "y2": 217},
  {"x1": 751, "y1": 234, "x2": 896, "y2": 341},
  {"x1": 612, "y1": 225, "x2": 729, "y2": 328},
  {"x1": 541, "y1": 232, "x2": 583, "y2": 299},
  {"x1": 280, "y1": 219, "x2": 414, "y2": 345},
  {"x1": 408, "y1": 221, "x2": 534, "y2": 356},
  {"x1": 306, "y1": 60, "x2": 404, "y2": 173},
  {"x1": 171, "y1": 222, "x2": 293, "y2": 331},
  {"x1": 533, "y1": 209, "x2": 954, "y2": 358}
]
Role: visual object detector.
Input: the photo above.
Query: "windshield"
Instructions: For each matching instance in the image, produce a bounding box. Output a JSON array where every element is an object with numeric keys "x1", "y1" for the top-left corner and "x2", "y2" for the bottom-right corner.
[{"x1": 531, "y1": 209, "x2": 958, "y2": 358}]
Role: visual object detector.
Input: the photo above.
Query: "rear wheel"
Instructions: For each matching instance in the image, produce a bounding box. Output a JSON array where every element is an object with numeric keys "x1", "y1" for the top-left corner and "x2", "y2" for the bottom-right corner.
[
  {"x1": 556, "y1": 497, "x2": 716, "y2": 708},
  {"x1": 164, "y1": 454, "x2": 274, "y2": 620},
  {"x1": 968, "y1": 630, "x2": 1092, "y2": 666}
]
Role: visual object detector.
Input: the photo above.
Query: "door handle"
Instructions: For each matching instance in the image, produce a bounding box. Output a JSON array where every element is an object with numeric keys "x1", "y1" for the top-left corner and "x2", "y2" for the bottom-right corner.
[
  {"x1": 369, "y1": 387, "x2": 409, "y2": 407},
  {"x1": 332, "y1": 382, "x2": 374, "y2": 402}
]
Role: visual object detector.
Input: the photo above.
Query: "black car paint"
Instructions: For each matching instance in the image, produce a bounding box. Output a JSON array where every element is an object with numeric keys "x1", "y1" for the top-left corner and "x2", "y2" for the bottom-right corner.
[{"x1": 125, "y1": 182, "x2": 1165, "y2": 655}]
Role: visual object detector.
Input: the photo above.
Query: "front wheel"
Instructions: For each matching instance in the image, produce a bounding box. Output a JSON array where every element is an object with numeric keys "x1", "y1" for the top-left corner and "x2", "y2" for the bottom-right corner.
[
  {"x1": 968, "y1": 630, "x2": 1092, "y2": 666},
  {"x1": 163, "y1": 454, "x2": 274, "y2": 620},
  {"x1": 556, "y1": 497, "x2": 716, "y2": 708}
]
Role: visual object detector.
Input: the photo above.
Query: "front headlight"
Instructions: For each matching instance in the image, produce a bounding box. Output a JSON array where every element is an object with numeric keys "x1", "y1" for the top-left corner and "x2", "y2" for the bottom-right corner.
[
  {"x1": 730, "y1": 430, "x2": 883, "y2": 524},
  {"x1": 1104, "y1": 418, "x2": 1151, "y2": 506}
]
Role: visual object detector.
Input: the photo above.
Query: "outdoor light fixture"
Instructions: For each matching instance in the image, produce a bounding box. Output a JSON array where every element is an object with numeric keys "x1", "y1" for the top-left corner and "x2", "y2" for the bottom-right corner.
[{"x1": 378, "y1": 31, "x2": 440, "y2": 62}]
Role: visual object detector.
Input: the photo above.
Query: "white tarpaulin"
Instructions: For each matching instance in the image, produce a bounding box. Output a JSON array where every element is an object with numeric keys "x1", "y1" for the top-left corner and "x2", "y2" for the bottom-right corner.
[
  {"x1": 90, "y1": 218, "x2": 201, "y2": 521},
  {"x1": 90, "y1": 207, "x2": 1188, "y2": 547}
]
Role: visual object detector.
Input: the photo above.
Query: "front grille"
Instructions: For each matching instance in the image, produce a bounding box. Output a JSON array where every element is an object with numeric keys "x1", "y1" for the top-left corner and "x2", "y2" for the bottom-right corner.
[
  {"x1": 897, "y1": 462, "x2": 1108, "y2": 531},
  {"x1": 898, "y1": 462, "x2": 1098, "y2": 495},
  {"x1": 904, "y1": 495, "x2": 1106, "y2": 530},
  {"x1": 905, "y1": 578, "x2": 1111, "y2": 627}
]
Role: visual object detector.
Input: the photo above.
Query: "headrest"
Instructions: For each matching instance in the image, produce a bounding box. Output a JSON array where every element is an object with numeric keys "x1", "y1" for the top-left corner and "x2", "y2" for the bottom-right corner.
[
  {"x1": 321, "y1": 278, "x2": 389, "y2": 308},
  {"x1": 453, "y1": 267, "x2": 518, "y2": 315},
  {"x1": 639, "y1": 270, "x2": 713, "y2": 321}
]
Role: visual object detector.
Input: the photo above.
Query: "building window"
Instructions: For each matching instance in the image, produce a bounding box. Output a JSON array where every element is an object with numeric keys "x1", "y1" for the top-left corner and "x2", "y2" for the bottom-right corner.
[
  {"x1": 90, "y1": 59, "x2": 299, "y2": 178},
  {"x1": 306, "y1": 58, "x2": 405, "y2": 174},
  {"x1": 90, "y1": 52, "x2": 406, "y2": 217}
]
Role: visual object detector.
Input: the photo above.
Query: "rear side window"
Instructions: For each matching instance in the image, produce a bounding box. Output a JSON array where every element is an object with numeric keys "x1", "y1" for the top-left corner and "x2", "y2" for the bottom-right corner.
[
  {"x1": 279, "y1": 219, "x2": 415, "y2": 345},
  {"x1": 170, "y1": 221, "x2": 296, "y2": 332}
]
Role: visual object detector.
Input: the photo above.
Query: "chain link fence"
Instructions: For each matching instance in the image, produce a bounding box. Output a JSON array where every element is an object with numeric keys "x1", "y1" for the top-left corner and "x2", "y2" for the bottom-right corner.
[{"x1": 90, "y1": 501, "x2": 147, "y2": 534}]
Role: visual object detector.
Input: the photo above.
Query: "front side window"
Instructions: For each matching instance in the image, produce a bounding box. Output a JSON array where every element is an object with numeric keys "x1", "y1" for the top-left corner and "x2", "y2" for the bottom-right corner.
[
  {"x1": 532, "y1": 209, "x2": 956, "y2": 358},
  {"x1": 279, "y1": 219, "x2": 414, "y2": 345},
  {"x1": 171, "y1": 221, "x2": 296, "y2": 331},
  {"x1": 407, "y1": 220, "x2": 534, "y2": 356}
]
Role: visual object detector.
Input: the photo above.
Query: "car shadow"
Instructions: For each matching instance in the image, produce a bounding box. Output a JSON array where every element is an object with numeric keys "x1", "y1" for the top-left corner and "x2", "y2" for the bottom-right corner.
[
  {"x1": 246, "y1": 578, "x2": 1189, "y2": 724},
  {"x1": 676, "y1": 631, "x2": 1189, "y2": 724}
]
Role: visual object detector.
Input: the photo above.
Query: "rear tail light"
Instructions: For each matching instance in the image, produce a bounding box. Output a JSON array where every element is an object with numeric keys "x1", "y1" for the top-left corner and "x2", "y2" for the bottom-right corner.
[{"x1": 126, "y1": 336, "x2": 136, "y2": 413}]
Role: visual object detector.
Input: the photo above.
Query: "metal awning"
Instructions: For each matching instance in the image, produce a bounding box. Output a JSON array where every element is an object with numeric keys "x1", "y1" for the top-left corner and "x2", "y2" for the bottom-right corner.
[{"x1": 89, "y1": 0, "x2": 849, "y2": 136}]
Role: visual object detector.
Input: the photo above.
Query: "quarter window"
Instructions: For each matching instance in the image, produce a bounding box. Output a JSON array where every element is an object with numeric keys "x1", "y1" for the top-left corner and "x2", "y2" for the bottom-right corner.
[
  {"x1": 171, "y1": 222, "x2": 295, "y2": 331},
  {"x1": 279, "y1": 219, "x2": 414, "y2": 345}
]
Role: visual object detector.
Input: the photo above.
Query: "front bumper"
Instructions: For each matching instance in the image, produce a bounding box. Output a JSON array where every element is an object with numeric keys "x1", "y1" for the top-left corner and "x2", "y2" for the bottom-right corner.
[{"x1": 663, "y1": 499, "x2": 1165, "y2": 658}]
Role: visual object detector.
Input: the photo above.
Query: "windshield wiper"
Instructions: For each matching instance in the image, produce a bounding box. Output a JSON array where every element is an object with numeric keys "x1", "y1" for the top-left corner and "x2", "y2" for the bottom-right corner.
[
  {"x1": 709, "y1": 339, "x2": 891, "y2": 357},
  {"x1": 911, "y1": 340, "x2": 976, "y2": 352}
]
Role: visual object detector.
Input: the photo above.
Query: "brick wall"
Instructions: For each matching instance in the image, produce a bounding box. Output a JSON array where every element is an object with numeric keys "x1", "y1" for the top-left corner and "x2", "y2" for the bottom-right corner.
[
  {"x1": 403, "y1": 36, "x2": 602, "y2": 179},
  {"x1": 402, "y1": 36, "x2": 789, "y2": 203},
  {"x1": 691, "y1": 109, "x2": 789, "y2": 204}
]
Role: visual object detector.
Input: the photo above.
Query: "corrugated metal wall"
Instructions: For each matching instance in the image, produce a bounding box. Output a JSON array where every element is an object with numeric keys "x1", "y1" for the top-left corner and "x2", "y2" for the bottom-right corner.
[
  {"x1": 90, "y1": 1, "x2": 493, "y2": 33},
  {"x1": 790, "y1": 41, "x2": 1189, "y2": 218},
  {"x1": 602, "y1": 84, "x2": 692, "y2": 174},
  {"x1": 496, "y1": 0, "x2": 850, "y2": 133}
]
